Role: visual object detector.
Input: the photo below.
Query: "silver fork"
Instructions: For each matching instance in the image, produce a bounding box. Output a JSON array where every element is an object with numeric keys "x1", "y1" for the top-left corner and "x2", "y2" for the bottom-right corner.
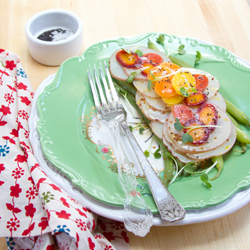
[
  {"x1": 88, "y1": 62, "x2": 153, "y2": 237},
  {"x1": 87, "y1": 61, "x2": 186, "y2": 233}
]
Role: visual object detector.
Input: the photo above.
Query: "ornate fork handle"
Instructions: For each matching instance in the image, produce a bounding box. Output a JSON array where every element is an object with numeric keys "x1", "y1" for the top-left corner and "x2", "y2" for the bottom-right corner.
[
  {"x1": 119, "y1": 120, "x2": 186, "y2": 222},
  {"x1": 107, "y1": 119, "x2": 153, "y2": 237}
]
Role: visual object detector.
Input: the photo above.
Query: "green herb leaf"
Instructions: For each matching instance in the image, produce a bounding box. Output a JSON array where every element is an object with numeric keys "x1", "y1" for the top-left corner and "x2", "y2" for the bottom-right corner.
[
  {"x1": 147, "y1": 80, "x2": 152, "y2": 91},
  {"x1": 129, "y1": 125, "x2": 133, "y2": 131},
  {"x1": 135, "y1": 49, "x2": 143, "y2": 57},
  {"x1": 200, "y1": 173, "x2": 212, "y2": 188},
  {"x1": 200, "y1": 173, "x2": 208, "y2": 182},
  {"x1": 195, "y1": 51, "x2": 202, "y2": 65},
  {"x1": 144, "y1": 150, "x2": 150, "y2": 157},
  {"x1": 174, "y1": 118, "x2": 184, "y2": 131},
  {"x1": 180, "y1": 87, "x2": 189, "y2": 97},
  {"x1": 156, "y1": 34, "x2": 165, "y2": 45},
  {"x1": 153, "y1": 148, "x2": 161, "y2": 159},
  {"x1": 191, "y1": 87, "x2": 198, "y2": 93},
  {"x1": 178, "y1": 44, "x2": 186, "y2": 55},
  {"x1": 127, "y1": 74, "x2": 135, "y2": 83},
  {"x1": 148, "y1": 39, "x2": 159, "y2": 51},
  {"x1": 184, "y1": 162, "x2": 197, "y2": 174},
  {"x1": 121, "y1": 48, "x2": 131, "y2": 54},
  {"x1": 163, "y1": 151, "x2": 173, "y2": 158},
  {"x1": 139, "y1": 127, "x2": 145, "y2": 134},
  {"x1": 182, "y1": 133, "x2": 193, "y2": 143},
  {"x1": 149, "y1": 70, "x2": 156, "y2": 79}
]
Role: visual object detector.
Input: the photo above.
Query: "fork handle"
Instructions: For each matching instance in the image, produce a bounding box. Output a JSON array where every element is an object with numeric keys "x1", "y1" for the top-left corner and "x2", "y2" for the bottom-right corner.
[
  {"x1": 119, "y1": 121, "x2": 186, "y2": 222},
  {"x1": 107, "y1": 120, "x2": 153, "y2": 237}
]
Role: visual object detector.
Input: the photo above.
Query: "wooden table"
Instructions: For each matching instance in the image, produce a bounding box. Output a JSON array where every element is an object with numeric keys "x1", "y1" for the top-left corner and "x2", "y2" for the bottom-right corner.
[{"x1": 1, "y1": 0, "x2": 250, "y2": 249}]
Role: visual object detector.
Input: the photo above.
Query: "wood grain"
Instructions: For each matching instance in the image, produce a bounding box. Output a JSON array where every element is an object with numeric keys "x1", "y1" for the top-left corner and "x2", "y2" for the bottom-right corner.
[{"x1": 1, "y1": 0, "x2": 250, "y2": 249}]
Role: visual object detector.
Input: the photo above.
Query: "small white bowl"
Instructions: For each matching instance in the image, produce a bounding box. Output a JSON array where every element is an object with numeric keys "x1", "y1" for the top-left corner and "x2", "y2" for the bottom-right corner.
[{"x1": 25, "y1": 9, "x2": 83, "y2": 66}]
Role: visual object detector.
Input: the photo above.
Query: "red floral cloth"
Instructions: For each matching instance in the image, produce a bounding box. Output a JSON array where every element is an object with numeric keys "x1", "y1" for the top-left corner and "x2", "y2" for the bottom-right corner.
[{"x1": 0, "y1": 49, "x2": 129, "y2": 250}]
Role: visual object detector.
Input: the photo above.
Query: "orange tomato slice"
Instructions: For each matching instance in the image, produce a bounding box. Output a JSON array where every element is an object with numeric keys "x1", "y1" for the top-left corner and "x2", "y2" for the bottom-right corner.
[
  {"x1": 154, "y1": 76, "x2": 178, "y2": 98},
  {"x1": 116, "y1": 50, "x2": 140, "y2": 68},
  {"x1": 162, "y1": 95, "x2": 184, "y2": 106},
  {"x1": 172, "y1": 104, "x2": 195, "y2": 125}
]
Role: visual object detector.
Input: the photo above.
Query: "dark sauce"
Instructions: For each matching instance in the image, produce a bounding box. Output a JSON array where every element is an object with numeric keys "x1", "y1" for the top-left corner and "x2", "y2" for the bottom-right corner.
[{"x1": 37, "y1": 28, "x2": 75, "y2": 42}]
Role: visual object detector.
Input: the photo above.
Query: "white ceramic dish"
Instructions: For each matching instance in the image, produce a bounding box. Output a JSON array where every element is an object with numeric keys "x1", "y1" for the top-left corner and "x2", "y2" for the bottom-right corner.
[{"x1": 25, "y1": 9, "x2": 83, "y2": 66}]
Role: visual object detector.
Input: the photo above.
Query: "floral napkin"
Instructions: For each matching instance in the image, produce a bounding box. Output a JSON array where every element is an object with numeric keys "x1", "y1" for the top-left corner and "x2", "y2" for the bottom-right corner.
[{"x1": 0, "y1": 49, "x2": 129, "y2": 250}]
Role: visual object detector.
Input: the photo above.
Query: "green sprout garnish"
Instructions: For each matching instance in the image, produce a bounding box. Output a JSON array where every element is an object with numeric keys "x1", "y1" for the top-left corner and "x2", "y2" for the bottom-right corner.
[
  {"x1": 182, "y1": 133, "x2": 193, "y2": 143},
  {"x1": 148, "y1": 38, "x2": 160, "y2": 51},
  {"x1": 191, "y1": 87, "x2": 198, "y2": 93},
  {"x1": 129, "y1": 119, "x2": 146, "y2": 134},
  {"x1": 139, "y1": 127, "x2": 145, "y2": 134},
  {"x1": 200, "y1": 174, "x2": 212, "y2": 188},
  {"x1": 183, "y1": 162, "x2": 197, "y2": 174},
  {"x1": 121, "y1": 48, "x2": 131, "y2": 54},
  {"x1": 147, "y1": 80, "x2": 152, "y2": 91},
  {"x1": 156, "y1": 34, "x2": 169, "y2": 55},
  {"x1": 149, "y1": 70, "x2": 156, "y2": 79},
  {"x1": 174, "y1": 118, "x2": 222, "y2": 144},
  {"x1": 135, "y1": 49, "x2": 143, "y2": 57},
  {"x1": 127, "y1": 66, "x2": 149, "y2": 83},
  {"x1": 180, "y1": 87, "x2": 189, "y2": 97},
  {"x1": 156, "y1": 34, "x2": 186, "y2": 56},
  {"x1": 174, "y1": 118, "x2": 183, "y2": 131},
  {"x1": 144, "y1": 150, "x2": 150, "y2": 157},
  {"x1": 170, "y1": 160, "x2": 217, "y2": 188},
  {"x1": 195, "y1": 51, "x2": 227, "y2": 65},
  {"x1": 153, "y1": 148, "x2": 161, "y2": 159},
  {"x1": 177, "y1": 44, "x2": 186, "y2": 55}
]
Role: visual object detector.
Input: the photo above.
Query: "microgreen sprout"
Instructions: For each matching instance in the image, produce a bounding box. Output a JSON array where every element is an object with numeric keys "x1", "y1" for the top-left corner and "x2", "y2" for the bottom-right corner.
[
  {"x1": 144, "y1": 150, "x2": 150, "y2": 157},
  {"x1": 195, "y1": 51, "x2": 227, "y2": 65},
  {"x1": 170, "y1": 160, "x2": 217, "y2": 188},
  {"x1": 174, "y1": 118, "x2": 222, "y2": 143},
  {"x1": 149, "y1": 70, "x2": 156, "y2": 79},
  {"x1": 143, "y1": 136, "x2": 162, "y2": 159},
  {"x1": 153, "y1": 148, "x2": 161, "y2": 159},
  {"x1": 183, "y1": 162, "x2": 197, "y2": 174},
  {"x1": 135, "y1": 49, "x2": 143, "y2": 57},
  {"x1": 147, "y1": 80, "x2": 152, "y2": 91},
  {"x1": 156, "y1": 34, "x2": 169, "y2": 55},
  {"x1": 180, "y1": 87, "x2": 189, "y2": 97},
  {"x1": 121, "y1": 48, "x2": 131, "y2": 54},
  {"x1": 200, "y1": 174, "x2": 212, "y2": 188},
  {"x1": 182, "y1": 133, "x2": 193, "y2": 143},
  {"x1": 127, "y1": 66, "x2": 149, "y2": 83},
  {"x1": 200, "y1": 161, "x2": 218, "y2": 188},
  {"x1": 148, "y1": 38, "x2": 160, "y2": 51},
  {"x1": 156, "y1": 34, "x2": 186, "y2": 56},
  {"x1": 129, "y1": 119, "x2": 145, "y2": 134}
]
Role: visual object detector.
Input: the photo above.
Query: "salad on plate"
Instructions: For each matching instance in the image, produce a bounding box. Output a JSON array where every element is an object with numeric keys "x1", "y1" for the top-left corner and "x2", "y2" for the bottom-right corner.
[{"x1": 108, "y1": 34, "x2": 250, "y2": 188}]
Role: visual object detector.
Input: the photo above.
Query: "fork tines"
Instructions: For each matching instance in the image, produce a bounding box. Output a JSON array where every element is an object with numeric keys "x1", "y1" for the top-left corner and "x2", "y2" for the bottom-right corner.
[{"x1": 87, "y1": 61, "x2": 120, "y2": 114}]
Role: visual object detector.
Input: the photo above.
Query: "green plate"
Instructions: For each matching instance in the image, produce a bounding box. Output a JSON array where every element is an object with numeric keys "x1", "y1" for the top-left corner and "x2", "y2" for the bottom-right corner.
[{"x1": 37, "y1": 33, "x2": 250, "y2": 213}]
